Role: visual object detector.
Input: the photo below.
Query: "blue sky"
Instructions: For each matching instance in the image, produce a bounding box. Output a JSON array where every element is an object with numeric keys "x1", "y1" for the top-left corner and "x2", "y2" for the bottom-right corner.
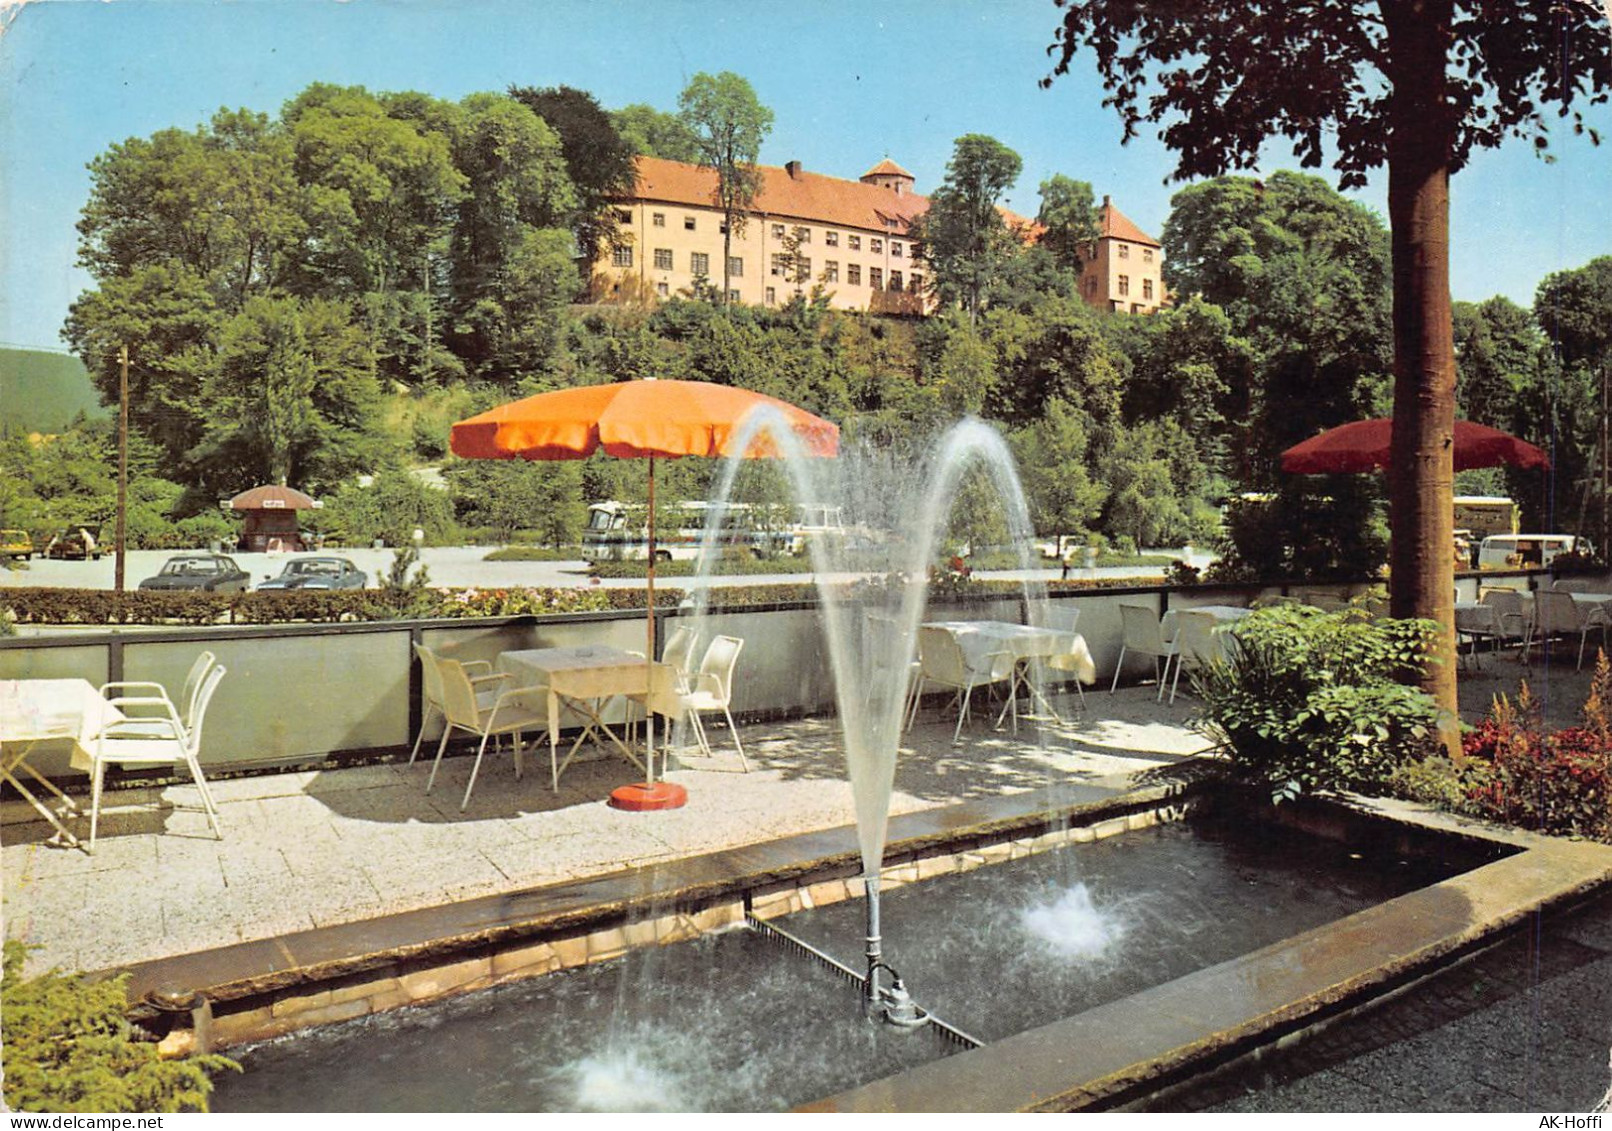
[{"x1": 2, "y1": 0, "x2": 1609, "y2": 351}]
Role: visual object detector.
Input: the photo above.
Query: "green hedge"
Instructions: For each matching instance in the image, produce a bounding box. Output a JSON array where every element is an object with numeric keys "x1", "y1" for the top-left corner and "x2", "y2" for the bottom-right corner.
[{"x1": 0, "y1": 574, "x2": 1161, "y2": 626}]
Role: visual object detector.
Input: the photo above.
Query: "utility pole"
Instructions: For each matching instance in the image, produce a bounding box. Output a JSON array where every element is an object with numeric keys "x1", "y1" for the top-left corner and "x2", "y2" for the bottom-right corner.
[{"x1": 115, "y1": 344, "x2": 128, "y2": 595}]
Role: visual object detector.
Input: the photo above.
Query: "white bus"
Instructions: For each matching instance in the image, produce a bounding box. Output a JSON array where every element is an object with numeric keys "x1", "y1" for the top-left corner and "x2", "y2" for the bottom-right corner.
[{"x1": 583, "y1": 501, "x2": 840, "y2": 562}]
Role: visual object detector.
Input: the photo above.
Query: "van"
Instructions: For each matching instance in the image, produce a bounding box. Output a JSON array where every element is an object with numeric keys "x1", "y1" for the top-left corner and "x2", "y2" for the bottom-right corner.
[
  {"x1": 1, "y1": 529, "x2": 32, "y2": 561},
  {"x1": 1477, "y1": 534, "x2": 1591, "y2": 570}
]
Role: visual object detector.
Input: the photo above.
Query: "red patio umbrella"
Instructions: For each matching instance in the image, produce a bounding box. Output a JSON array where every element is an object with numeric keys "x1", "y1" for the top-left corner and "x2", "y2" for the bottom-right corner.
[
  {"x1": 1281, "y1": 418, "x2": 1550, "y2": 475},
  {"x1": 450, "y1": 378, "x2": 840, "y2": 810}
]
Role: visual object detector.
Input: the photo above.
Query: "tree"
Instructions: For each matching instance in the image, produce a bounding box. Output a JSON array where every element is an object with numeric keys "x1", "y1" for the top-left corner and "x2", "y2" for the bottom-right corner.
[
  {"x1": 1047, "y1": 1, "x2": 1612, "y2": 731},
  {"x1": 1535, "y1": 257, "x2": 1612, "y2": 541},
  {"x1": 612, "y1": 103, "x2": 702, "y2": 163},
  {"x1": 509, "y1": 85, "x2": 638, "y2": 270},
  {"x1": 677, "y1": 73, "x2": 774, "y2": 302},
  {"x1": 915, "y1": 135, "x2": 1024, "y2": 323},
  {"x1": 1035, "y1": 173, "x2": 1100, "y2": 273}
]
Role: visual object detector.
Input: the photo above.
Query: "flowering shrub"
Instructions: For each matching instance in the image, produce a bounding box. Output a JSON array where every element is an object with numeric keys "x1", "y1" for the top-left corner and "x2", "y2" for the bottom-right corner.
[{"x1": 1458, "y1": 660, "x2": 1612, "y2": 841}]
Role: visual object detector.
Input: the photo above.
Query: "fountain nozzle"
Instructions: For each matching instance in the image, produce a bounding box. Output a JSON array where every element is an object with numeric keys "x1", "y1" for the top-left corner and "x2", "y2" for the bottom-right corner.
[{"x1": 880, "y1": 976, "x2": 929, "y2": 1029}]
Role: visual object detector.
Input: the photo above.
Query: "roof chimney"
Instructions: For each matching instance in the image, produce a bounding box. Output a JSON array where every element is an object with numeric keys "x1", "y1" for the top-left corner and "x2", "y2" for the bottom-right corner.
[
  {"x1": 1102, "y1": 194, "x2": 1111, "y2": 208},
  {"x1": 786, "y1": 160, "x2": 802, "y2": 179}
]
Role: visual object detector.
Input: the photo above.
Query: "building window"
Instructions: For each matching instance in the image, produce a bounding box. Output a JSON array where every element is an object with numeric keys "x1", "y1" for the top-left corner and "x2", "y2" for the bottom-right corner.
[
  {"x1": 770, "y1": 254, "x2": 787, "y2": 277},
  {"x1": 655, "y1": 282, "x2": 669, "y2": 297},
  {"x1": 653, "y1": 248, "x2": 673, "y2": 271},
  {"x1": 870, "y1": 267, "x2": 883, "y2": 290},
  {"x1": 728, "y1": 290, "x2": 741, "y2": 302},
  {"x1": 765, "y1": 287, "x2": 776, "y2": 304},
  {"x1": 847, "y1": 263, "x2": 861, "y2": 286},
  {"x1": 728, "y1": 256, "x2": 743, "y2": 278},
  {"x1": 848, "y1": 234, "x2": 862, "y2": 251},
  {"x1": 1142, "y1": 278, "x2": 1153, "y2": 300},
  {"x1": 892, "y1": 242, "x2": 904, "y2": 258},
  {"x1": 824, "y1": 261, "x2": 839, "y2": 283},
  {"x1": 616, "y1": 210, "x2": 632, "y2": 225},
  {"x1": 795, "y1": 256, "x2": 811, "y2": 279},
  {"x1": 1118, "y1": 243, "x2": 1130, "y2": 259},
  {"x1": 890, "y1": 271, "x2": 903, "y2": 291},
  {"x1": 871, "y1": 238, "x2": 883, "y2": 254},
  {"x1": 825, "y1": 231, "x2": 839, "y2": 247},
  {"x1": 612, "y1": 245, "x2": 633, "y2": 268},
  {"x1": 772, "y1": 223, "x2": 785, "y2": 239},
  {"x1": 691, "y1": 252, "x2": 710, "y2": 276},
  {"x1": 1118, "y1": 274, "x2": 1130, "y2": 296},
  {"x1": 684, "y1": 216, "x2": 696, "y2": 231},
  {"x1": 652, "y1": 212, "x2": 665, "y2": 227},
  {"x1": 797, "y1": 227, "x2": 811, "y2": 243},
  {"x1": 910, "y1": 274, "x2": 923, "y2": 294},
  {"x1": 1143, "y1": 248, "x2": 1154, "y2": 263}
]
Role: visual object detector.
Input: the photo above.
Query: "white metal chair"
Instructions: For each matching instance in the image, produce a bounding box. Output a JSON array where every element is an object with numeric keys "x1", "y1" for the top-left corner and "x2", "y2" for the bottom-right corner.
[
  {"x1": 409, "y1": 644, "x2": 507, "y2": 764},
  {"x1": 680, "y1": 635, "x2": 749, "y2": 770},
  {"x1": 1167, "y1": 610, "x2": 1223, "y2": 704},
  {"x1": 89, "y1": 663, "x2": 226, "y2": 852},
  {"x1": 99, "y1": 650, "x2": 216, "y2": 740},
  {"x1": 626, "y1": 624, "x2": 699, "y2": 749},
  {"x1": 1480, "y1": 588, "x2": 1532, "y2": 654},
  {"x1": 910, "y1": 625, "x2": 1016, "y2": 742},
  {"x1": 1526, "y1": 589, "x2": 1609, "y2": 670},
  {"x1": 425, "y1": 658, "x2": 550, "y2": 809},
  {"x1": 1110, "y1": 604, "x2": 1180, "y2": 701},
  {"x1": 1038, "y1": 605, "x2": 1088, "y2": 713}
]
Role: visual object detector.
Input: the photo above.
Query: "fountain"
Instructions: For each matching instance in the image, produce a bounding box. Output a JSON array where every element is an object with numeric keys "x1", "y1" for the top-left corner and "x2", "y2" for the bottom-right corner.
[{"x1": 676, "y1": 412, "x2": 1052, "y2": 1028}]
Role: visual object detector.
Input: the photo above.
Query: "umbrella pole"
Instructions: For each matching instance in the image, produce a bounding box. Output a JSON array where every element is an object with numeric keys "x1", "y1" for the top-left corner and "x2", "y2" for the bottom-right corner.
[{"x1": 646, "y1": 454, "x2": 657, "y2": 786}]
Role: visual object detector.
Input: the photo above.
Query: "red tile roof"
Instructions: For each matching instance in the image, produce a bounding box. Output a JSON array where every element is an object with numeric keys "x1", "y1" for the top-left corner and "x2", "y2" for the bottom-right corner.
[
  {"x1": 627, "y1": 155, "x2": 931, "y2": 235},
  {"x1": 862, "y1": 158, "x2": 914, "y2": 180},
  {"x1": 1098, "y1": 201, "x2": 1160, "y2": 247}
]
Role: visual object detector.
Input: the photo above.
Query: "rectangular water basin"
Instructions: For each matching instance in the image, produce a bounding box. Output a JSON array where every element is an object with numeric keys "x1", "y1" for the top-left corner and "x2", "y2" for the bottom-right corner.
[{"x1": 211, "y1": 795, "x2": 1512, "y2": 1113}]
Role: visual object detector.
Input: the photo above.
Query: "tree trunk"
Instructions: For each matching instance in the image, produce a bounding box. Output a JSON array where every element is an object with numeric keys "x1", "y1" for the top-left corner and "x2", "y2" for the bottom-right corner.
[{"x1": 1383, "y1": 0, "x2": 1459, "y2": 752}]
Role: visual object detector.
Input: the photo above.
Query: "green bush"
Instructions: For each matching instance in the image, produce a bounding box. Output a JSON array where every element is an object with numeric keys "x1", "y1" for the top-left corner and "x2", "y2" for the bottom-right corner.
[
  {"x1": 1, "y1": 941, "x2": 237, "y2": 1112},
  {"x1": 1193, "y1": 604, "x2": 1443, "y2": 801}
]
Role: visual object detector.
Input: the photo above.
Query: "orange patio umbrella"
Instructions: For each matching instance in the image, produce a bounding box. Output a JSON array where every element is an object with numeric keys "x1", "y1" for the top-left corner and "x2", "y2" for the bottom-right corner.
[{"x1": 450, "y1": 377, "x2": 840, "y2": 809}]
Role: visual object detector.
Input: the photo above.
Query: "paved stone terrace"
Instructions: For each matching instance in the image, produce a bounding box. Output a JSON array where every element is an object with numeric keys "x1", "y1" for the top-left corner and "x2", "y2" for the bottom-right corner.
[{"x1": 2, "y1": 684, "x2": 1213, "y2": 978}]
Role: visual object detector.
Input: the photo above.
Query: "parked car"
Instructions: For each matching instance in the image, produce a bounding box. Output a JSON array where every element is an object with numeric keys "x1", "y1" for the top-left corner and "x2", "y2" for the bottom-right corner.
[
  {"x1": 1, "y1": 529, "x2": 33, "y2": 561},
  {"x1": 1476, "y1": 534, "x2": 1593, "y2": 570},
  {"x1": 257, "y1": 556, "x2": 368, "y2": 591},
  {"x1": 45, "y1": 525, "x2": 103, "y2": 560},
  {"x1": 137, "y1": 553, "x2": 252, "y2": 593}
]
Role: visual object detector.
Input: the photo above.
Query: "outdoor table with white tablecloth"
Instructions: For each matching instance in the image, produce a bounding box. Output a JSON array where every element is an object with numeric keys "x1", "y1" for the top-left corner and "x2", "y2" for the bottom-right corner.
[
  {"x1": 0, "y1": 678, "x2": 122, "y2": 846},
  {"x1": 921, "y1": 621, "x2": 1096, "y2": 683},
  {"x1": 921, "y1": 620, "x2": 1095, "y2": 724},
  {"x1": 497, "y1": 646, "x2": 673, "y2": 784}
]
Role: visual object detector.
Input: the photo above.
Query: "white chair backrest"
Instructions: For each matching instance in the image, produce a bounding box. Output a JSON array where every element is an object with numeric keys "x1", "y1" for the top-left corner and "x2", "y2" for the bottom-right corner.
[
  {"x1": 1536, "y1": 589, "x2": 1579, "y2": 632},
  {"x1": 185, "y1": 664, "x2": 226, "y2": 757},
  {"x1": 178, "y1": 650, "x2": 217, "y2": 728},
  {"x1": 1175, "y1": 611, "x2": 1221, "y2": 665},
  {"x1": 917, "y1": 626, "x2": 970, "y2": 685},
  {"x1": 414, "y1": 644, "x2": 446, "y2": 709},
  {"x1": 660, "y1": 625, "x2": 698, "y2": 675},
  {"x1": 436, "y1": 659, "x2": 483, "y2": 728},
  {"x1": 1042, "y1": 604, "x2": 1081, "y2": 634},
  {"x1": 1120, "y1": 605, "x2": 1169, "y2": 652},
  {"x1": 698, "y1": 635, "x2": 745, "y2": 701},
  {"x1": 1482, "y1": 589, "x2": 1525, "y2": 618}
]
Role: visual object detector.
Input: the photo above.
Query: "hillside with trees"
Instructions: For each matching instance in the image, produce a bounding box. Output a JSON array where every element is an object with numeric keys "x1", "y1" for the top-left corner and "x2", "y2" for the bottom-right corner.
[{"x1": 3, "y1": 72, "x2": 1608, "y2": 571}]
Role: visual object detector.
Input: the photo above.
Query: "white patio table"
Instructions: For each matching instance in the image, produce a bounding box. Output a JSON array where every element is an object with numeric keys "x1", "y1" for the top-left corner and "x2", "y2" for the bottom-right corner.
[
  {"x1": 497, "y1": 646, "x2": 671, "y2": 786},
  {"x1": 0, "y1": 678, "x2": 122, "y2": 848},
  {"x1": 922, "y1": 620, "x2": 1096, "y2": 723}
]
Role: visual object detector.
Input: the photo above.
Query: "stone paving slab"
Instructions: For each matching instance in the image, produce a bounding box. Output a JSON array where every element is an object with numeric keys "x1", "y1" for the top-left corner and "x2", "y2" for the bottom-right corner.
[{"x1": 2, "y1": 687, "x2": 1203, "y2": 977}]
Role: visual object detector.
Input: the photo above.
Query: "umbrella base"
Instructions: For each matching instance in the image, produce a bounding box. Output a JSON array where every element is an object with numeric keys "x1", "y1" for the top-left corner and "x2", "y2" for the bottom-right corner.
[{"x1": 608, "y1": 781, "x2": 688, "y2": 811}]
